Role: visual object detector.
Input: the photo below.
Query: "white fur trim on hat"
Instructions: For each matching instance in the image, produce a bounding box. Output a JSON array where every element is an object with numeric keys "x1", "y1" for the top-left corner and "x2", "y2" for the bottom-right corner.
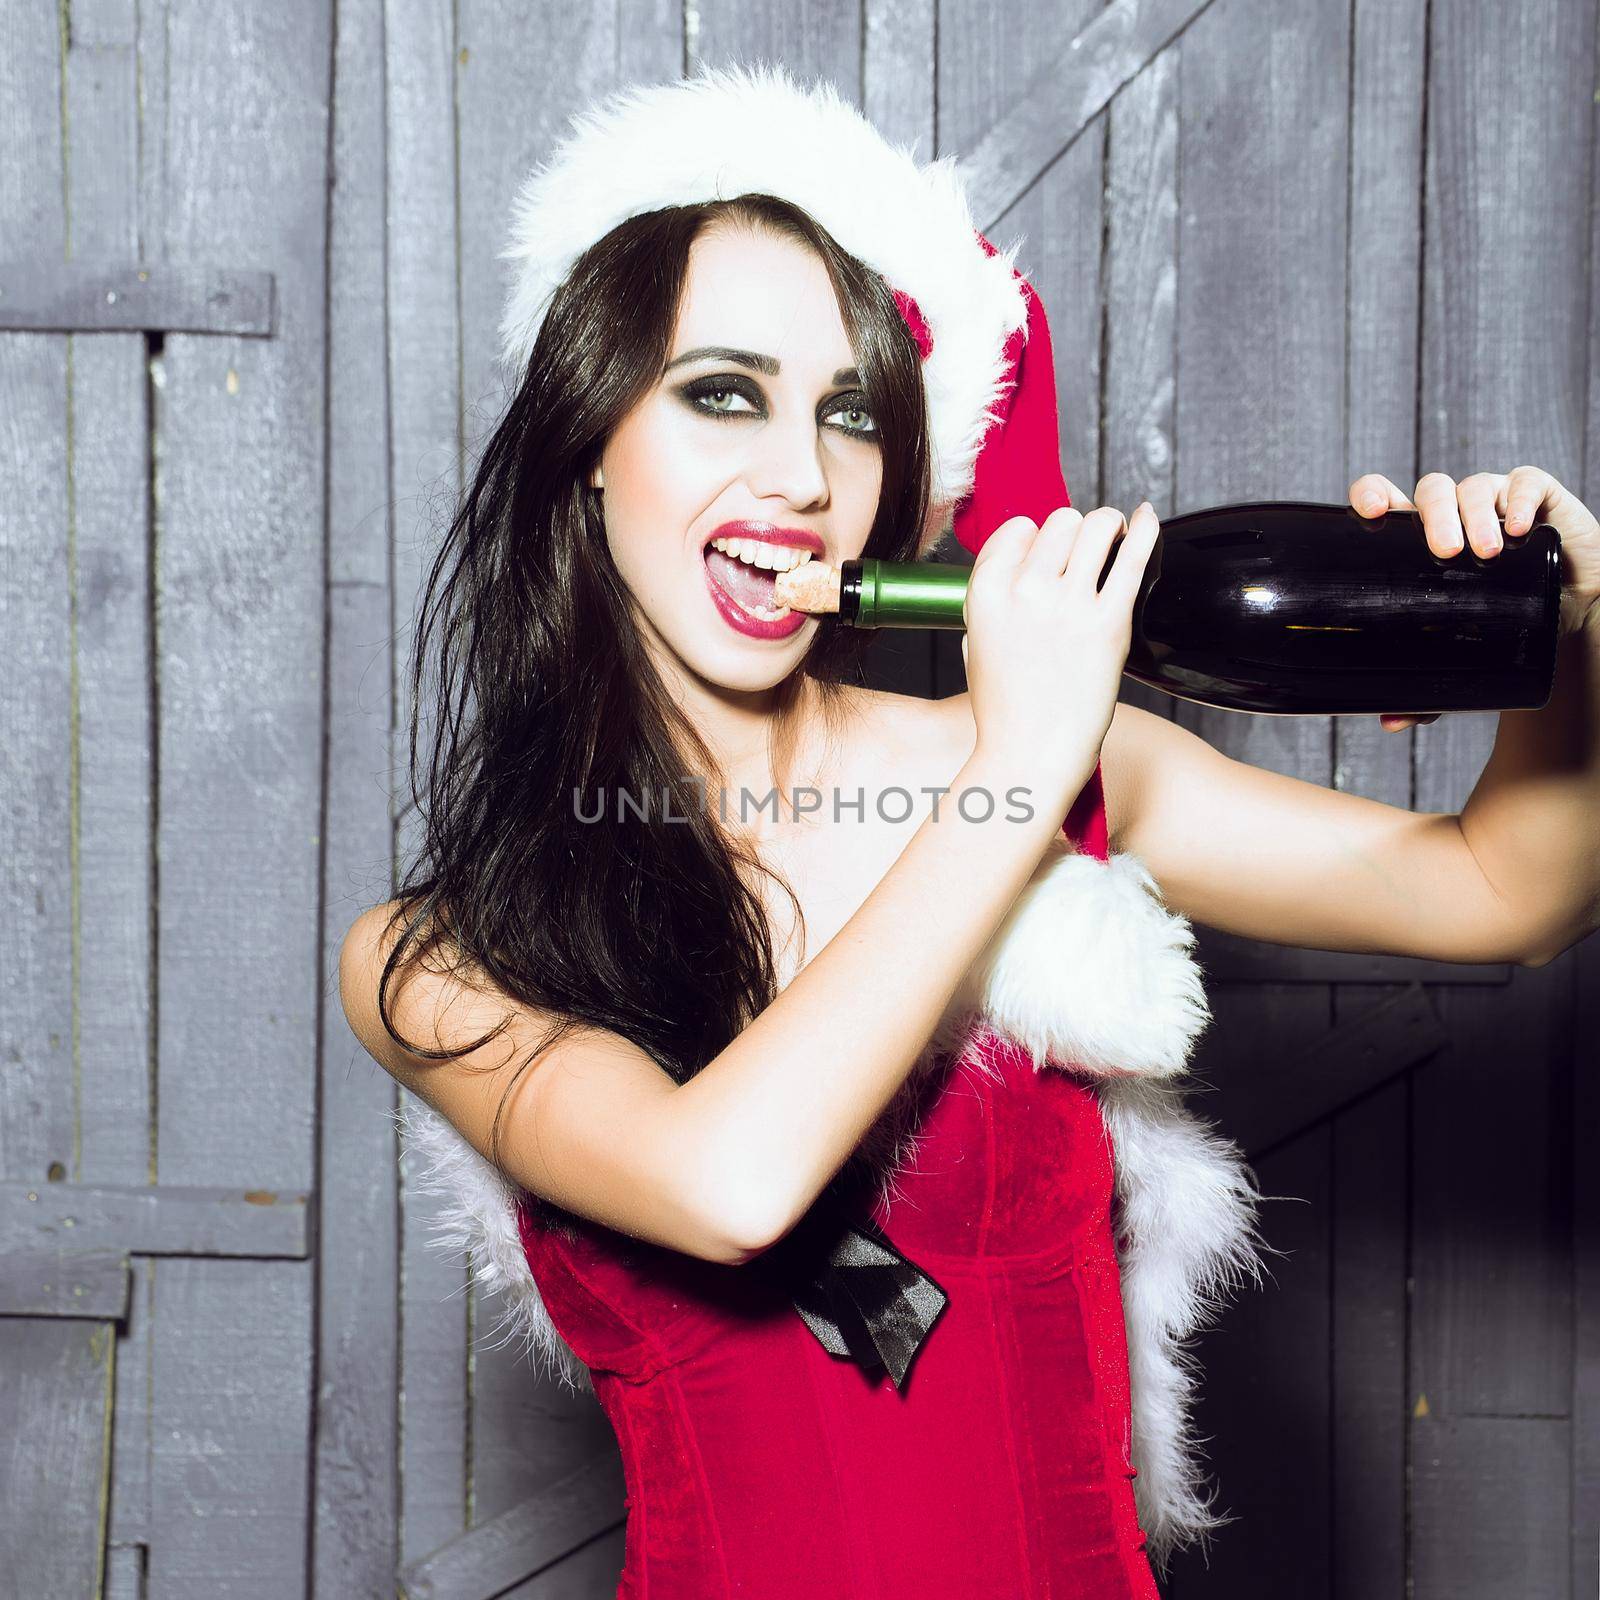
[{"x1": 497, "y1": 61, "x2": 1029, "y2": 543}]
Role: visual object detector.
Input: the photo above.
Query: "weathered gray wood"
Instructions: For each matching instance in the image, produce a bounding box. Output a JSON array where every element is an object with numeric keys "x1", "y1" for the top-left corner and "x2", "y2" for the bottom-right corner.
[
  {"x1": 1409, "y1": 965, "x2": 1572, "y2": 1415},
  {"x1": 104, "y1": 1540, "x2": 147, "y2": 1600},
  {"x1": 142, "y1": 2, "x2": 332, "y2": 1594},
  {"x1": 0, "y1": 4, "x2": 74, "y2": 1192},
  {"x1": 691, "y1": 0, "x2": 860, "y2": 85},
  {"x1": 0, "y1": 261, "x2": 275, "y2": 336},
  {"x1": 1411, "y1": 1415, "x2": 1571, "y2": 1600},
  {"x1": 0, "y1": 8, "x2": 130, "y2": 1583},
  {"x1": 316, "y1": 0, "x2": 403, "y2": 1588},
  {"x1": 148, "y1": 1258, "x2": 315, "y2": 1597},
  {"x1": 1229, "y1": 984, "x2": 1446, "y2": 1159},
  {"x1": 1329, "y1": 1064, "x2": 1407, "y2": 1599},
  {"x1": 387, "y1": 0, "x2": 472, "y2": 1561},
  {"x1": 1163, "y1": 0, "x2": 1352, "y2": 1588},
  {"x1": 398, "y1": 1452, "x2": 627, "y2": 1600},
  {"x1": 1407, "y1": 13, "x2": 1588, "y2": 1593},
  {"x1": 68, "y1": 0, "x2": 138, "y2": 49},
  {"x1": 0, "y1": 1180, "x2": 311, "y2": 1257},
  {"x1": 1330, "y1": 3, "x2": 1427, "y2": 1587},
  {"x1": 65, "y1": 337, "x2": 153, "y2": 1192},
  {"x1": 1103, "y1": 37, "x2": 1177, "y2": 526},
  {"x1": 64, "y1": 7, "x2": 162, "y2": 1566},
  {"x1": 1175, "y1": 1116, "x2": 1333, "y2": 1597},
  {"x1": 0, "y1": 1248, "x2": 129, "y2": 1318},
  {"x1": 959, "y1": 0, "x2": 1218, "y2": 233},
  {"x1": 0, "y1": 1319, "x2": 115, "y2": 1597}
]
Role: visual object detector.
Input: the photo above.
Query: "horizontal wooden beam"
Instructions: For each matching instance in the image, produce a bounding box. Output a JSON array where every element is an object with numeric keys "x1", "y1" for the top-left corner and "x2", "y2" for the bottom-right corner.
[
  {"x1": 0, "y1": 1181, "x2": 312, "y2": 1259},
  {"x1": 1228, "y1": 984, "x2": 1449, "y2": 1158},
  {"x1": 0, "y1": 261, "x2": 275, "y2": 335},
  {"x1": 399, "y1": 1451, "x2": 627, "y2": 1600},
  {"x1": 0, "y1": 1249, "x2": 129, "y2": 1319}
]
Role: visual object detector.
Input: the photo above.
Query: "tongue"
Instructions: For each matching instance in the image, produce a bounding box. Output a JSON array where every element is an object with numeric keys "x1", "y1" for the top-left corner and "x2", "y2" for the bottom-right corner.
[{"x1": 706, "y1": 547, "x2": 780, "y2": 611}]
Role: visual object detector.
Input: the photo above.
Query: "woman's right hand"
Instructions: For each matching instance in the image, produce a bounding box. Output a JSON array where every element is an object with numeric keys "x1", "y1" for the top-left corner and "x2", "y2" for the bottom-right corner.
[{"x1": 961, "y1": 501, "x2": 1161, "y2": 803}]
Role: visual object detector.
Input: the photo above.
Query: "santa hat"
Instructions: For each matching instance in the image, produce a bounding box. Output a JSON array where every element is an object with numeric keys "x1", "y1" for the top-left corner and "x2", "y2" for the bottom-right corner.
[{"x1": 496, "y1": 59, "x2": 1073, "y2": 558}]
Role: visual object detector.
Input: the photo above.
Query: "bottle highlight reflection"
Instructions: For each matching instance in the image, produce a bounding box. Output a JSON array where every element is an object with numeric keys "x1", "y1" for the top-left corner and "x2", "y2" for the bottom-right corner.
[{"x1": 838, "y1": 501, "x2": 1563, "y2": 716}]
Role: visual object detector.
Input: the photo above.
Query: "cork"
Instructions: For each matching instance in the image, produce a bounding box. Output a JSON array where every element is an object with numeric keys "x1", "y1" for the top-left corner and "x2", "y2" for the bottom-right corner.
[{"x1": 772, "y1": 559, "x2": 842, "y2": 614}]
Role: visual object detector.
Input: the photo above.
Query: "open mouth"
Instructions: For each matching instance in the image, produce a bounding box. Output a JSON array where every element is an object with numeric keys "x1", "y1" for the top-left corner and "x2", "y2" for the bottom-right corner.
[{"x1": 702, "y1": 536, "x2": 815, "y2": 622}]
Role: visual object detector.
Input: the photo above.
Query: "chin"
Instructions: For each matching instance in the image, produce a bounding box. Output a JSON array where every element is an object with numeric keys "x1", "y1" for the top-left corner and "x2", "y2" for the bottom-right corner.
[
  {"x1": 636, "y1": 582, "x2": 816, "y2": 692},
  {"x1": 690, "y1": 638, "x2": 810, "y2": 694}
]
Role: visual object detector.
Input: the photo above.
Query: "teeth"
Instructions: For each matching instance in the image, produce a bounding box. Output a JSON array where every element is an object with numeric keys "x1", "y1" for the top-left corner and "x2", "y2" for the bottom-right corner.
[{"x1": 707, "y1": 536, "x2": 815, "y2": 572}]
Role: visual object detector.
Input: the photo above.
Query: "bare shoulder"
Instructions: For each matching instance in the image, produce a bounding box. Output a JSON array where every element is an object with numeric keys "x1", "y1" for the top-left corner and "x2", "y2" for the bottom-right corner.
[{"x1": 919, "y1": 689, "x2": 1171, "y2": 856}]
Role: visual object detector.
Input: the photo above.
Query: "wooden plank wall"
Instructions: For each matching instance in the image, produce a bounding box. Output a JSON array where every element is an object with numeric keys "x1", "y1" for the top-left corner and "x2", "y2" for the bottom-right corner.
[{"x1": 2, "y1": 1, "x2": 1595, "y2": 1595}]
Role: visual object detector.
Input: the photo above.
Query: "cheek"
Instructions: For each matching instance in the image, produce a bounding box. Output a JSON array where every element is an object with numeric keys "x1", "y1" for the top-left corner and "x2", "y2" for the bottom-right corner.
[
  {"x1": 603, "y1": 408, "x2": 723, "y2": 568},
  {"x1": 839, "y1": 451, "x2": 885, "y2": 547}
]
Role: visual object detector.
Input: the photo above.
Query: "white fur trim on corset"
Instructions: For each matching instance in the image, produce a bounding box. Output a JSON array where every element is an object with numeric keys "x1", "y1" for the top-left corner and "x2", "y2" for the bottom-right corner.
[
  {"x1": 1095, "y1": 1076, "x2": 1273, "y2": 1573},
  {"x1": 393, "y1": 834, "x2": 1271, "y2": 1571},
  {"x1": 392, "y1": 1094, "x2": 593, "y2": 1398},
  {"x1": 927, "y1": 840, "x2": 1216, "y2": 1077},
  {"x1": 496, "y1": 60, "x2": 1029, "y2": 550}
]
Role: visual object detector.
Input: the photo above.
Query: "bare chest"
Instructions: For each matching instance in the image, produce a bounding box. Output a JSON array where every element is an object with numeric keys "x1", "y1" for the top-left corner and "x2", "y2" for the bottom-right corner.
[{"x1": 747, "y1": 701, "x2": 970, "y2": 995}]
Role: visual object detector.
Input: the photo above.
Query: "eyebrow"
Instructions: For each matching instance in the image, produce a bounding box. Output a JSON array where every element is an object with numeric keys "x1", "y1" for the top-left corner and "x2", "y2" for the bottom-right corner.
[{"x1": 664, "y1": 346, "x2": 860, "y2": 386}]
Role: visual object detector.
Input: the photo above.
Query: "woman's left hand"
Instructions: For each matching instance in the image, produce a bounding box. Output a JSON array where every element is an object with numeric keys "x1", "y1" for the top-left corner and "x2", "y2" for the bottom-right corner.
[{"x1": 1348, "y1": 466, "x2": 1600, "y2": 731}]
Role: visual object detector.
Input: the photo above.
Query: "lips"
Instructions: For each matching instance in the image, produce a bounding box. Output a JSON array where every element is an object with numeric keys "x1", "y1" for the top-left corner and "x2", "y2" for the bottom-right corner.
[{"x1": 702, "y1": 521, "x2": 826, "y2": 558}]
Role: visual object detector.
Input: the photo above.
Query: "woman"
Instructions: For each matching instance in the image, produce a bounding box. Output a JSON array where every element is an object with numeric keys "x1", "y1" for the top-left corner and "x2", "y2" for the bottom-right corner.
[
  {"x1": 338, "y1": 61, "x2": 1600, "y2": 1599},
  {"x1": 343, "y1": 65, "x2": 1251, "y2": 1595}
]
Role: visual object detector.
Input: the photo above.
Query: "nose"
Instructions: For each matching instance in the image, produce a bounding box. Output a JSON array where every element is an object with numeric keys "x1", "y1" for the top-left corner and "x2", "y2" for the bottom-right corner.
[{"x1": 743, "y1": 409, "x2": 830, "y2": 512}]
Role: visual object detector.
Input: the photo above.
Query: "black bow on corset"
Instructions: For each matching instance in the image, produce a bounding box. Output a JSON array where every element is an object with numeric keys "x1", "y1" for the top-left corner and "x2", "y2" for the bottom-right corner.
[{"x1": 753, "y1": 1181, "x2": 949, "y2": 1392}]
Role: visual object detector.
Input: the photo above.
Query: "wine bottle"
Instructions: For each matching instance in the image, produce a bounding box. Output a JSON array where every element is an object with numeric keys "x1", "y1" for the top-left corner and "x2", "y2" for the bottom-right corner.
[{"x1": 825, "y1": 501, "x2": 1563, "y2": 716}]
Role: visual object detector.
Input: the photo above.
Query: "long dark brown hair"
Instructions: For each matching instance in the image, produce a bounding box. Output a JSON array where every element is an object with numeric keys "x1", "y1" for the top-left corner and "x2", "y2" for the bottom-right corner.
[{"x1": 375, "y1": 194, "x2": 933, "y2": 1193}]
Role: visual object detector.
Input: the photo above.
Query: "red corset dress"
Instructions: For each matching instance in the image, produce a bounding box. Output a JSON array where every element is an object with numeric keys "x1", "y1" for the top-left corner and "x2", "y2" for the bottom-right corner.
[
  {"x1": 400, "y1": 760, "x2": 1266, "y2": 1596},
  {"x1": 517, "y1": 1026, "x2": 1160, "y2": 1599}
]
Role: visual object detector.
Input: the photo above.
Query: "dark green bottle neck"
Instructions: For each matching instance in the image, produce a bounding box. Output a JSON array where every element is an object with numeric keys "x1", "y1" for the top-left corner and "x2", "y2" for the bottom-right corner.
[{"x1": 839, "y1": 557, "x2": 971, "y2": 629}]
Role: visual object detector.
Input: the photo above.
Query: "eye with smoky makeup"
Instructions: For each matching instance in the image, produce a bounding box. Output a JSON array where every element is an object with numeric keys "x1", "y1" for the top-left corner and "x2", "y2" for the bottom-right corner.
[{"x1": 674, "y1": 374, "x2": 880, "y2": 440}]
